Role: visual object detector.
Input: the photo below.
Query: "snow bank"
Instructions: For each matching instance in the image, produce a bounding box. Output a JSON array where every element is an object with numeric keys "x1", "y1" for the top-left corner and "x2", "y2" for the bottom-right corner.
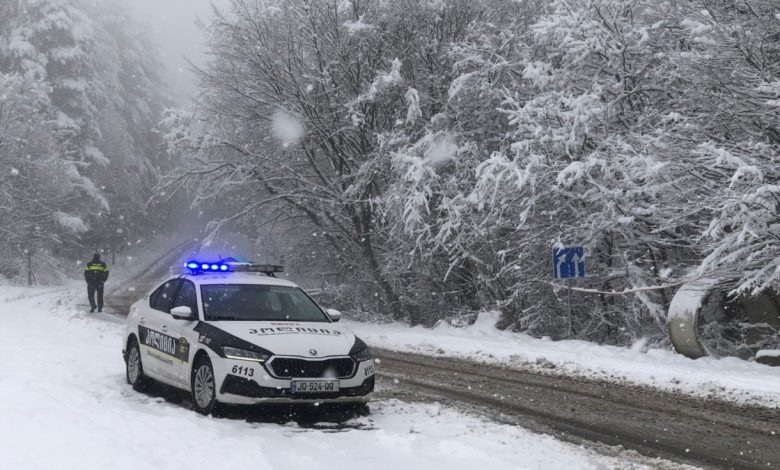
[
  {"x1": 757, "y1": 350, "x2": 780, "y2": 358},
  {"x1": 0, "y1": 287, "x2": 666, "y2": 469},
  {"x1": 756, "y1": 350, "x2": 780, "y2": 367},
  {"x1": 344, "y1": 311, "x2": 780, "y2": 407}
]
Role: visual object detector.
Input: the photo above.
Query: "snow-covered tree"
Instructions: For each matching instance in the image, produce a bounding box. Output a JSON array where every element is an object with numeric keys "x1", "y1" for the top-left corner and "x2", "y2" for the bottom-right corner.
[
  {"x1": 682, "y1": 1, "x2": 780, "y2": 295},
  {"x1": 0, "y1": 0, "x2": 169, "y2": 281},
  {"x1": 178, "y1": 0, "x2": 779, "y2": 347},
  {"x1": 171, "y1": 0, "x2": 488, "y2": 316}
]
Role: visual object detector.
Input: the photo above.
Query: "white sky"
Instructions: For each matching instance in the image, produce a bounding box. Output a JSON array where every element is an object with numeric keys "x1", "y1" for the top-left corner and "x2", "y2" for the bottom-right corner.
[{"x1": 125, "y1": 0, "x2": 232, "y2": 104}]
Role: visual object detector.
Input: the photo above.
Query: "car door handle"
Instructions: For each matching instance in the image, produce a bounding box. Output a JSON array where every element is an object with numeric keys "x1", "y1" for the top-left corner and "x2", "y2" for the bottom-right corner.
[
  {"x1": 139, "y1": 317, "x2": 145, "y2": 324},
  {"x1": 161, "y1": 325, "x2": 168, "y2": 332}
]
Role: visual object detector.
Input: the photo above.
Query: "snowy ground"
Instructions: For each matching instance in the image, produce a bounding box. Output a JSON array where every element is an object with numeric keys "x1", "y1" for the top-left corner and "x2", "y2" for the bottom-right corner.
[
  {"x1": 343, "y1": 312, "x2": 780, "y2": 408},
  {"x1": 0, "y1": 285, "x2": 681, "y2": 470}
]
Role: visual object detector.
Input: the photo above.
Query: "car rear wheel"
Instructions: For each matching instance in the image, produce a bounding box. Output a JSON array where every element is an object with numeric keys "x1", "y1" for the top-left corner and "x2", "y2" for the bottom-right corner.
[
  {"x1": 126, "y1": 337, "x2": 153, "y2": 392},
  {"x1": 191, "y1": 356, "x2": 223, "y2": 415}
]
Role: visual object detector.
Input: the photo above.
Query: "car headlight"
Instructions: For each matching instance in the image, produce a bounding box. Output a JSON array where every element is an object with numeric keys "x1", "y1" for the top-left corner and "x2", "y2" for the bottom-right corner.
[
  {"x1": 223, "y1": 346, "x2": 270, "y2": 363},
  {"x1": 349, "y1": 337, "x2": 372, "y2": 362}
]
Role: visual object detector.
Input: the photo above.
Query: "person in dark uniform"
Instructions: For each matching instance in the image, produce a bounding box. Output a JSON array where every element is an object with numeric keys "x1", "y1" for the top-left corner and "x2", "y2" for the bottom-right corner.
[{"x1": 84, "y1": 253, "x2": 109, "y2": 312}]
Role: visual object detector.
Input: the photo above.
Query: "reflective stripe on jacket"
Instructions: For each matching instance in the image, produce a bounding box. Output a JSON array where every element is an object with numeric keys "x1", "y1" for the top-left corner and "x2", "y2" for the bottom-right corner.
[{"x1": 84, "y1": 261, "x2": 109, "y2": 284}]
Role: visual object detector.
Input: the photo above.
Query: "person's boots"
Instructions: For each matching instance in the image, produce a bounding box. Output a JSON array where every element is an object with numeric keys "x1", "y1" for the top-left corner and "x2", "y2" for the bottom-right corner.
[
  {"x1": 90, "y1": 307, "x2": 95, "y2": 313},
  {"x1": 98, "y1": 307, "x2": 102, "y2": 312}
]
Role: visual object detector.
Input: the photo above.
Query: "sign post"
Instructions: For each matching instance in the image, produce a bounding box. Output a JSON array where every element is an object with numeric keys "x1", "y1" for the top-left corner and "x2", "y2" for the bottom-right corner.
[
  {"x1": 567, "y1": 278, "x2": 572, "y2": 336},
  {"x1": 552, "y1": 246, "x2": 586, "y2": 337}
]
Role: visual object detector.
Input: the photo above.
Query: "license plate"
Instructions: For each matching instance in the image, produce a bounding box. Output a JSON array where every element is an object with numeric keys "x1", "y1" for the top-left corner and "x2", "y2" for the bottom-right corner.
[{"x1": 291, "y1": 379, "x2": 340, "y2": 393}]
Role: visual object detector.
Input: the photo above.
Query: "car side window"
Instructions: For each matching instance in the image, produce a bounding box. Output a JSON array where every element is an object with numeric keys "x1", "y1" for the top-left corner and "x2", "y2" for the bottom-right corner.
[
  {"x1": 171, "y1": 280, "x2": 198, "y2": 316},
  {"x1": 152, "y1": 279, "x2": 181, "y2": 313},
  {"x1": 149, "y1": 286, "x2": 161, "y2": 308}
]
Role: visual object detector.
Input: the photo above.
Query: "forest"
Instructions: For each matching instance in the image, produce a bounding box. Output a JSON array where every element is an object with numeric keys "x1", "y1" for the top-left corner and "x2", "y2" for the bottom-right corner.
[
  {"x1": 2, "y1": 0, "x2": 779, "y2": 347},
  {"x1": 0, "y1": 0, "x2": 174, "y2": 283}
]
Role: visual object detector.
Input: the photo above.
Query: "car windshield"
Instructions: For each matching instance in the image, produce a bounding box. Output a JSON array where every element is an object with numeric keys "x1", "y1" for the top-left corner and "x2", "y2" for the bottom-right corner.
[{"x1": 200, "y1": 284, "x2": 329, "y2": 322}]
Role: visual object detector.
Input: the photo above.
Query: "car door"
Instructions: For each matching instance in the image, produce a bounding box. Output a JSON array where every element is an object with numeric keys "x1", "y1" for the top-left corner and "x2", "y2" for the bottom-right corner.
[
  {"x1": 166, "y1": 279, "x2": 199, "y2": 386},
  {"x1": 138, "y1": 278, "x2": 182, "y2": 383}
]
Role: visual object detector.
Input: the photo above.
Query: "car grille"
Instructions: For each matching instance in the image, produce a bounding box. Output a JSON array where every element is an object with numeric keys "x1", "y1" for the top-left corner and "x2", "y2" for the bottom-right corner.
[{"x1": 269, "y1": 357, "x2": 355, "y2": 378}]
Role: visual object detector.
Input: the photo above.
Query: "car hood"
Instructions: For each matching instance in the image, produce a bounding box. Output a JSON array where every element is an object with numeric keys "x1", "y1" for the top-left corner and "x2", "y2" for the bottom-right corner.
[{"x1": 208, "y1": 321, "x2": 357, "y2": 358}]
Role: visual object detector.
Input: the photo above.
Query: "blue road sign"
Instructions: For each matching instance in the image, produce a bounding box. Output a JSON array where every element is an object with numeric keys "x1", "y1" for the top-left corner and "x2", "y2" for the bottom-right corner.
[{"x1": 552, "y1": 246, "x2": 585, "y2": 279}]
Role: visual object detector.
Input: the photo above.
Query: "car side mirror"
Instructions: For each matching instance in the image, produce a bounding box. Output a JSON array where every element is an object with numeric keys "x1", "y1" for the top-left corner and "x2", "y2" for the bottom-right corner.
[
  {"x1": 326, "y1": 308, "x2": 342, "y2": 322},
  {"x1": 171, "y1": 305, "x2": 196, "y2": 321}
]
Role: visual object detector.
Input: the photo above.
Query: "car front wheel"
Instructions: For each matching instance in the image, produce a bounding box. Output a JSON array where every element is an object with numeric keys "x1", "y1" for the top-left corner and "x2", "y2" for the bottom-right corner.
[
  {"x1": 191, "y1": 356, "x2": 222, "y2": 415},
  {"x1": 126, "y1": 338, "x2": 153, "y2": 392}
]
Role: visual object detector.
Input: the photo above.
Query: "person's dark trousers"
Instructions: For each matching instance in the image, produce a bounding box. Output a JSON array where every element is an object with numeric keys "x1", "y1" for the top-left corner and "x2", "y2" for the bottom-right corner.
[{"x1": 87, "y1": 283, "x2": 104, "y2": 311}]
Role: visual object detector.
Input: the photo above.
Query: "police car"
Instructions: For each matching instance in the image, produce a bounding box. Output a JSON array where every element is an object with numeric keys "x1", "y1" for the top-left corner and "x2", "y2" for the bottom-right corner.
[{"x1": 122, "y1": 259, "x2": 375, "y2": 415}]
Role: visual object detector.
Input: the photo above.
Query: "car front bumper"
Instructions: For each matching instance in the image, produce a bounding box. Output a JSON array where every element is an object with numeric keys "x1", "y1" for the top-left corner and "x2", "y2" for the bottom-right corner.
[
  {"x1": 219, "y1": 375, "x2": 374, "y2": 404},
  {"x1": 213, "y1": 357, "x2": 376, "y2": 405}
]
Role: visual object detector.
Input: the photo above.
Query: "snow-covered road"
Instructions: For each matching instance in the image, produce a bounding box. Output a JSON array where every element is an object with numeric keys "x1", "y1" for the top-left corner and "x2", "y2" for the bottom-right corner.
[
  {"x1": 0, "y1": 285, "x2": 677, "y2": 470},
  {"x1": 343, "y1": 312, "x2": 780, "y2": 408}
]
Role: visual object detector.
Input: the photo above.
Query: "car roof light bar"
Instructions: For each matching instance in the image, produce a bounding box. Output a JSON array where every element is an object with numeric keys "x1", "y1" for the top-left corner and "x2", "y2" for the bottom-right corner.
[
  {"x1": 230, "y1": 264, "x2": 285, "y2": 277},
  {"x1": 184, "y1": 259, "x2": 284, "y2": 276}
]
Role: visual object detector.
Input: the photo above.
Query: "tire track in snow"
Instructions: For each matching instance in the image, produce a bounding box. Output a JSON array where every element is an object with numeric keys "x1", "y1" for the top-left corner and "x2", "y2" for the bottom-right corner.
[{"x1": 375, "y1": 349, "x2": 780, "y2": 469}]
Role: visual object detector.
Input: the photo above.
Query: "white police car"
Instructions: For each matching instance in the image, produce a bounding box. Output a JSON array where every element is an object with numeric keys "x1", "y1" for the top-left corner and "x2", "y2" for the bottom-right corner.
[{"x1": 122, "y1": 260, "x2": 375, "y2": 415}]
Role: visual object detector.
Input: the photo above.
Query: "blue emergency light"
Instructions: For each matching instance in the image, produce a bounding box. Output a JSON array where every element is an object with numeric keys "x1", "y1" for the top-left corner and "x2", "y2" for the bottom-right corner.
[
  {"x1": 184, "y1": 261, "x2": 230, "y2": 272},
  {"x1": 184, "y1": 258, "x2": 283, "y2": 276}
]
